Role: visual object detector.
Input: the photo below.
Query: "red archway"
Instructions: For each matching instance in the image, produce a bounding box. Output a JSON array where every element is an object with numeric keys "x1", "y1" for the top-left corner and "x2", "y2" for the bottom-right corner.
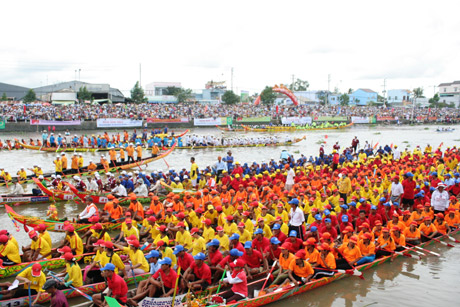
[{"x1": 254, "y1": 84, "x2": 299, "y2": 106}]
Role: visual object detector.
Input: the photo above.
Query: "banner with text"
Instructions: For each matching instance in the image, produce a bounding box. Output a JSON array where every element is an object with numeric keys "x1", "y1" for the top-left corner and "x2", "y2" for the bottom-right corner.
[
  {"x1": 351, "y1": 116, "x2": 371, "y2": 124},
  {"x1": 193, "y1": 117, "x2": 226, "y2": 126},
  {"x1": 96, "y1": 118, "x2": 143, "y2": 128},
  {"x1": 236, "y1": 116, "x2": 272, "y2": 123},
  {"x1": 281, "y1": 116, "x2": 312, "y2": 125},
  {"x1": 146, "y1": 118, "x2": 189, "y2": 123},
  {"x1": 313, "y1": 116, "x2": 348, "y2": 122},
  {"x1": 139, "y1": 294, "x2": 186, "y2": 307},
  {"x1": 376, "y1": 116, "x2": 395, "y2": 121},
  {"x1": 30, "y1": 119, "x2": 81, "y2": 126}
]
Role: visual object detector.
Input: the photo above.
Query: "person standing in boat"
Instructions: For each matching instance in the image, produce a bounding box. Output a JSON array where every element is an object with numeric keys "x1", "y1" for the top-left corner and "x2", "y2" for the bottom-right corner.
[{"x1": 78, "y1": 196, "x2": 99, "y2": 223}]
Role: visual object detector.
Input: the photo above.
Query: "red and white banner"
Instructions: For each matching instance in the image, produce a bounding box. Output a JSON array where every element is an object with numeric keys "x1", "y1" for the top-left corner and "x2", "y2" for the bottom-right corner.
[
  {"x1": 96, "y1": 118, "x2": 143, "y2": 128},
  {"x1": 30, "y1": 120, "x2": 81, "y2": 126},
  {"x1": 146, "y1": 118, "x2": 189, "y2": 123}
]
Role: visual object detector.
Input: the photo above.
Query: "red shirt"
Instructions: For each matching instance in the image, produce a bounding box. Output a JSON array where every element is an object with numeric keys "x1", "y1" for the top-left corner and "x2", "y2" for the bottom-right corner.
[
  {"x1": 190, "y1": 262, "x2": 212, "y2": 284},
  {"x1": 319, "y1": 225, "x2": 338, "y2": 239},
  {"x1": 355, "y1": 218, "x2": 370, "y2": 230},
  {"x1": 208, "y1": 250, "x2": 223, "y2": 266},
  {"x1": 242, "y1": 250, "x2": 263, "y2": 268},
  {"x1": 283, "y1": 238, "x2": 303, "y2": 253},
  {"x1": 274, "y1": 231, "x2": 287, "y2": 243},
  {"x1": 177, "y1": 252, "x2": 194, "y2": 270},
  {"x1": 368, "y1": 213, "x2": 383, "y2": 228},
  {"x1": 402, "y1": 179, "x2": 416, "y2": 200},
  {"x1": 263, "y1": 245, "x2": 281, "y2": 261},
  {"x1": 153, "y1": 268, "x2": 178, "y2": 289},
  {"x1": 252, "y1": 237, "x2": 270, "y2": 253},
  {"x1": 233, "y1": 242, "x2": 245, "y2": 253},
  {"x1": 218, "y1": 255, "x2": 237, "y2": 267},
  {"x1": 107, "y1": 273, "x2": 128, "y2": 303}
]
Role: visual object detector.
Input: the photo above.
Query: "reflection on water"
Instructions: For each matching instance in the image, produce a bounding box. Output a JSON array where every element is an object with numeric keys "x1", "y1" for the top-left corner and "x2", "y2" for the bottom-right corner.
[{"x1": 1, "y1": 125, "x2": 460, "y2": 305}]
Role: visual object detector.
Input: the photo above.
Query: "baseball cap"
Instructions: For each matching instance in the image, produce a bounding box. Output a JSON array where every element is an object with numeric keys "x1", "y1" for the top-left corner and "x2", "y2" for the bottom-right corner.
[
  {"x1": 145, "y1": 250, "x2": 160, "y2": 259},
  {"x1": 32, "y1": 263, "x2": 42, "y2": 277},
  {"x1": 229, "y1": 249, "x2": 244, "y2": 257},
  {"x1": 173, "y1": 245, "x2": 184, "y2": 255},
  {"x1": 159, "y1": 257, "x2": 172, "y2": 265},
  {"x1": 101, "y1": 263, "x2": 116, "y2": 271},
  {"x1": 194, "y1": 252, "x2": 206, "y2": 260}
]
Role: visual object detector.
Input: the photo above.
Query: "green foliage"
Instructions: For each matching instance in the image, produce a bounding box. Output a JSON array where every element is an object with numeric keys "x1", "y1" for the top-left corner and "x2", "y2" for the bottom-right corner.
[
  {"x1": 222, "y1": 90, "x2": 240, "y2": 105},
  {"x1": 260, "y1": 86, "x2": 277, "y2": 105},
  {"x1": 317, "y1": 90, "x2": 328, "y2": 105},
  {"x1": 339, "y1": 93, "x2": 350, "y2": 106},
  {"x1": 163, "y1": 86, "x2": 193, "y2": 103},
  {"x1": 413, "y1": 87, "x2": 424, "y2": 98},
  {"x1": 428, "y1": 93, "x2": 440, "y2": 104},
  {"x1": 77, "y1": 86, "x2": 92, "y2": 102},
  {"x1": 23, "y1": 89, "x2": 36, "y2": 103},
  {"x1": 130, "y1": 81, "x2": 147, "y2": 103},
  {"x1": 1, "y1": 92, "x2": 7, "y2": 101},
  {"x1": 289, "y1": 78, "x2": 309, "y2": 91},
  {"x1": 347, "y1": 88, "x2": 353, "y2": 94}
]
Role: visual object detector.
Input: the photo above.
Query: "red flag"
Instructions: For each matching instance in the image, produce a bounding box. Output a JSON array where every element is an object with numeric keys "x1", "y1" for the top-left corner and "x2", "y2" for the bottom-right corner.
[
  {"x1": 276, "y1": 105, "x2": 279, "y2": 113},
  {"x1": 23, "y1": 105, "x2": 26, "y2": 114}
]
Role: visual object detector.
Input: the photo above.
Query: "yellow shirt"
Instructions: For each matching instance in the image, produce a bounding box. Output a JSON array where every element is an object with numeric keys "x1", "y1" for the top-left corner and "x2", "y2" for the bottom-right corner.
[
  {"x1": 99, "y1": 252, "x2": 125, "y2": 274},
  {"x1": 31, "y1": 237, "x2": 51, "y2": 258},
  {"x1": 244, "y1": 219, "x2": 254, "y2": 234},
  {"x1": 123, "y1": 226, "x2": 139, "y2": 240},
  {"x1": 215, "y1": 234, "x2": 230, "y2": 251},
  {"x1": 39, "y1": 231, "x2": 52, "y2": 249},
  {"x1": 66, "y1": 234, "x2": 84, "y2": 255},
  {"x1": 0, "y1": 241, "x2": 21, "y2": 263},
  {"x1": 67, "y1": 262, "x2": 83, "y2": 287},
  {"x1": 162, "y1": 247, "x2": 177, "y2": 267},
  {"x1": 237, "y1": 229, "x2": 252, "y2": 243},
  {"x1": 176, "y1": 231, "x2": 193, "y2": 249},
  {"x1": 191, "y1": 236, "x2": 206, "y2": 255},
  {"x1": 18, "y1": 267, "x2": 46, "y2": 292},
  {"x1": 190, "y1": 163, "x2": 198, "y2": 179},
  {"x1": 223, "y1": 223, "x2": 238, "y2": 237},
  {"x1": 203, "y1": 226, "x2": 215, "y2": 243},
  {"x1": 123, "y1": 247, "x2": 149, "y2": 272}
]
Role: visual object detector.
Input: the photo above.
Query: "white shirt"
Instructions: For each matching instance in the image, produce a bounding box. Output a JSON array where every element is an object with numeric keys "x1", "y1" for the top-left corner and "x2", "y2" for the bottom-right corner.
[
  {"x1": 111, "y1": 184, "x2": 127, "y2": 197},
  {"x1": 133, "y1": 183, "x2": 148, "y2": 197},
  {"x1": 286, "y1": 169, "x2": 295, "y2": 185},
  {"x1": 390, "y1": 182, "x2": 404, "y2": 197},
  {"x1": 393, "y1": 149, "x2": 401, "y2": 160},
  {"x1": 9, "y1": 183, "x2": 24, "y2": 195},
  {"x1": 79, "y1": 204, "x2": 97, "y2": 219},
  {"x1": 289, "y1": 207, "x2": 305, "y2": 226},
  {"x1": 88, "y1": 180, "x2": 98, "y2": 192},
  {"x1": 431, "y1": 189, "x2": 449, "y2": 211}
]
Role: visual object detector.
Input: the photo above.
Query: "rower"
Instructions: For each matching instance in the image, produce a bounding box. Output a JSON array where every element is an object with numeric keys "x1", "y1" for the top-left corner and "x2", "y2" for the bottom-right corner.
[
  {"x1": 81, "y1": 221, "x2": 110, "y2": 251},
  {"x1": 375, "y1": 228, "x2": 395, "y2": 258},
  {"x1": 42, "y1": 279, "x2": 70, "y2": 307},
  {"x1": 59, "y1": 225, "x2": 84, "y2": 255},
  {"x1": 8, "y1": 180, "x2": 24, "y2": 196},
  {"x1": 182, "y1": 252, "x2": 212, "y2": 291},
  {"x1": 127, "y1": 250, "x2": 161, "y2": 305},
  {"x1": 218, "y1": 258, "x2": 248, "y2": 303},
  {"x1": 56, "y1": 252, "x2": 83, "y2": 289},
  {"x1": 13, "y1": 263, "x2": 46, "y2": 305},
  {"x1": 241, "y1": 241, "x2": 267, "y2": 279},
  {"x1": 355, "y1": 233, "x2": 376, "y2": 265},
  {"x1": 78, "y1": 196, "x2": 98, "y2": 223},
  {"x1": 23, "y1": 230, "x2": 52, "y2": 262},
  {"x1": 336, "y1": 235, "x2": 362, "y2": 269},
  {"x1": 0, "y1": 234, "x2": 21, "y2": 265},
  {"x1": 92, "y1": 263, "x2": 128, "y2": 307},
  {"x1": 73, "y1": 176, "x2": 87, "y2": 192},
  {"x1": 419, "y1": 216, "x2": 440, "y2": 242},
  {"x1": 312, "y1": 243, "x2": 337, "y2": 279},
  {"x1": 114, "y1": 239, "x2": 149, "y2": 277},
  {"x1": 287, "y1": 250, "x2": 314, "y2": 285},
  {"x1": 146, "y1": 257, "x2": 178, "y2": 298}
]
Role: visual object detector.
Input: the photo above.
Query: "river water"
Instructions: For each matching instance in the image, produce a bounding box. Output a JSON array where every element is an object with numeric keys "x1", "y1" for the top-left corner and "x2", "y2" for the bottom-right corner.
[{"x1": 1, "y1": 124, "x2": 460, "y2": 306}]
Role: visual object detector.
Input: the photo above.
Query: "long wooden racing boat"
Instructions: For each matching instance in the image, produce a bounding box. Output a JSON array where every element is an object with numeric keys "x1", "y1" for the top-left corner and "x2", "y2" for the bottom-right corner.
[
  {"x1": 5, "y1": 204, "x2": 123, "y2": 233},
  {"x1": 0, "y1": 143, "x2": 177, "y2": 187},
  {"x1": 216, "y1": 125, "x2": 247, "y2": 132},
  {"x1": 241, "y1": 123, "x2": 353, "y2": 132},
  {"x1": 14, "y1": 130, "x2": 188, "y2": 152},
  {"x1": 176, "y1": 135, "x2": 306, "y2": 149},
  {"x1": 208, "y1": 229, "x2": 459, "y2": 307},
  {"x1": 65, "y1": 181, "x2": 151, "y2": 205}
]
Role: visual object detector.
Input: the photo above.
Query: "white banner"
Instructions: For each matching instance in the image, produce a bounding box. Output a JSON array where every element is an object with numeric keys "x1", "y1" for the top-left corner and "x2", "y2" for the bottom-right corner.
[
  {"x1": 351, "y1": 116, "x2": 370, "y2": 124},
  {"x1": 281, "y1": 116, "x2": 312, "y2": 125},
  {"x1": 193, "y1": 117, "x2": 223, "y2": 126},
  {"x1": 96, "y1": 118, "x2": 143, "y2": 128},
  {"x1": 139, "y1": 294, "x2": 186, "y2": 307}
]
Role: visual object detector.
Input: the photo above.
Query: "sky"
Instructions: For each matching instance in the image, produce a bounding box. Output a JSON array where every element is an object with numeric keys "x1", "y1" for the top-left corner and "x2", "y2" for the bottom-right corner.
[{"x1": 2, "y1": 0, "x2": 460, "y2": 97}]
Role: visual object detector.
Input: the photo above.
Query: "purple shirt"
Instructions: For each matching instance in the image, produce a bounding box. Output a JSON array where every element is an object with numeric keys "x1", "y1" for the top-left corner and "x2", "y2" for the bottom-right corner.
[{"x1": 51, "y1": 290, "x2": 69, "y2": 307}]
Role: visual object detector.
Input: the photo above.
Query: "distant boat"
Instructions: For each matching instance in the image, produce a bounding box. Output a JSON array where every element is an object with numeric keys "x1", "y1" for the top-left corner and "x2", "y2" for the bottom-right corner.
[{"x1": 436, "y1": 128, "x2": 455, "y2": 132}]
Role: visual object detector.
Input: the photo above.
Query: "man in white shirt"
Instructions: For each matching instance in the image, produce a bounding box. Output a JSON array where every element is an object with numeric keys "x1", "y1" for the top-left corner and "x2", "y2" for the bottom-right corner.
[
  {"x1": 111, "y1": 181, "x2": 127, "y2": 197},
  {"x1": 285, "y1": 165, "x2": 295, "y2": 191},
  {"x1": 431, "y1": 183, "x2": 449, "y2": 214},
  {"x1": 87, "y1": 177, "x2": 98, "y2": 192},
  {"x1": 8, "y1": 181, "x2": 24, "y2": 196},
  {"x1": 393, "y1": 145, "x2": 401, "y2": 160},
  {"x1": 133, "y1": 181, "x2": 148, "y2": 197},
  {"x1": 288, "y1": 198, "x2": 305, "y2": 240},
  {"x1": 390, "y1": 176, "x2": 404, "y2": 203}
]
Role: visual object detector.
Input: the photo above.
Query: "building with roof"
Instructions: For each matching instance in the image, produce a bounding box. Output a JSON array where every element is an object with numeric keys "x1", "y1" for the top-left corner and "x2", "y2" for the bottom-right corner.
[
  {"x1": 438, "y1": 81, "x2": 460, "y2": 106},
  {"x1": 349, "y1": 88, "x2": 378, "y2": 106},
  {"x1": 33, "y1": 81, "x2": 125, "y2": 104},
  {"x1": 0, "y1": 82, "x2": 30, "y2": 101},
  {"x1": 387, "y1": 89, "x2": 412, "y2": 106},
  {"x1": 144, "y1": 82, "x2": 181, "y2": 103}
]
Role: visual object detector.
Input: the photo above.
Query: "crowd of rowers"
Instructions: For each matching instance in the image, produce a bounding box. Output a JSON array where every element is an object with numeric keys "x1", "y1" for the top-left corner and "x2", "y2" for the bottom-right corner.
[{"x1": 1, "y1": 144, "x2": 460, "y2": 306}]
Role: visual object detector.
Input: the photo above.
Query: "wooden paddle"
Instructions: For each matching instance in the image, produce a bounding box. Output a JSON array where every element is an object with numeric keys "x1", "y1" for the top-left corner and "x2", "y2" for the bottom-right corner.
[
  {"x1": 258, "y1": 260, "x2": 277, "y2": 296},
  {"x1": 432, "y1": 236, "x2": 454, "y2": 247},
  {"x1": 171, "y1": 266, "x2": 181, "y2": 307},
  {"x1": 407, "y1": 243, "x2": 441, "y2": 257}
]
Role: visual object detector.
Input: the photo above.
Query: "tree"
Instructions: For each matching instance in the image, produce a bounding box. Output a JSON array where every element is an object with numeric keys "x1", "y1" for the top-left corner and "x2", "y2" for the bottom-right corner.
[
  {"x1": 339, "y1": 93, "x2": 350, "y2": 106},
  {"x1": 260, "y1": 86, "x2": 277, "y2": 105},
  {"x1": 164, "y1": 86, "x2": 180, "y2": 96},
  {"x1": 175, "y1": 88, "x2": 194, "y2": 103},
  {"x1": 347, "y1": 88, "x2": 353, "y2": 94},
  {"x1": 130, "y1": 81, "x2": 147, "y2": 103},
  {"x1": 413, "y1": 87, "x2": 424, "y2": 99},
  {"x1": 23, "y1": 89, "x2": 36, "y2": 103},
  {"x1": 289, "y1": 78, "x2": 309, "y2": 91},
  {"x1": 316, "y1": 90, "x2": 328, "y2": 105},
  {"x1": 428, "y1": 93, "x2": 440, "y2": 105},
  {"x1": 1, "y1": 92, "x2": 7, "y2": 101},
  {"x1": 77, "y1": 86, "x2": 92, "y2": 103},
  {"x1": 222, "y1": 90, "x2": 240, "y2": 105}
]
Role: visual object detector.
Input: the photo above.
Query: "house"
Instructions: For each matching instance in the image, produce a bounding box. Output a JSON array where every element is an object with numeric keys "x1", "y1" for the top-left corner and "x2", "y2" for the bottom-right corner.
[
  {"x1": 349, "y1": 89, "x2": 378, "y2": 106},
  {"x1": 438, "y1": 81, "x2": 460, "y2": 106},
  {"x1": 387, "y1": 89, "x2": 412, "y2": 106}
]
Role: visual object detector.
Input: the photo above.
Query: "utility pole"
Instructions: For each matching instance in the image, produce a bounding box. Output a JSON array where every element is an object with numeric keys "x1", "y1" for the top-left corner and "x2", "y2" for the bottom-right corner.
[
  {"x1": 382, "y1": 78, "x2": 387, "y2": 107},
  {"x1": 231, "y1": 67, "x2": 234, "y2": 92},
  {"x1": 139, "y1": 63, "x2": 142, "y2": 88},
  {"x1": 78, "y1": 69, "x2": 81, "y2": 81},
  {"x1": 326, "y1": 74, "x2": 331, "y2": 105},
  {"x1": 291, "y1": 74, "x2": 295, "y2": 89}
]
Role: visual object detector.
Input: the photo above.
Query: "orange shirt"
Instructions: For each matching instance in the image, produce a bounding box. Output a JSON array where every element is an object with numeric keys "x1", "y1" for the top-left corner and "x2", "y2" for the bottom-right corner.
[
  {"x1": 172, "y1": 201, "x2": 184, "y2": 212},
  {"x1": 150, "y1": 201, "x2": 165, "y2": 218},
  {"x1": 387, "y1": 220, "x2": 407, "y2": 231},
  {"x1": 109, "y1": 206, "x2": 123, "y2": 220},
  {"x1": 279, "y1": 253, "x2": 295, "y2": 270},
  {"x1": 391, "y1": 234, "x2": 406, "y2": 246},
  {"x1": 129, "y1": 201, "x2": 144, "y2": 218},
  {"x1": 358, "y1": 241, "x2": 376, "y2": 256},
  {"x1": 288, "y1": 259, "x2": 314, "y2": 278},
  {"x1": 136, "y1": 146, "x2": 142, "y2": 158},
  {"x1": 433, "y1": 220, "x2": 448, "y2": 235},
  {"x1": 401, "y1": 217, "x2": 413, "y2": 228},
  {"x1": 127, "y1": 146, "x2": 135, "y2": 157},
  {"x1": 421, "y1": 209, "x2": 434, "y2": 220},
  {"x1": 411, "y1": 211, "x2": 424, "y2": 225},
  {"x1": 418, "y1": 223, "x2": 437, "y2": 236},
  {"x1": 403, "y1": 227, "x2": 421, "y2": 239},
  {"x1": 71, "y1": 157, "x2": 79, "y2": 169},
  {"x1": 109, "y1": 150, "x2": 117, "y2": 161},
  {"x1": 119, "y1": 148, "x2": 125, "y2": 159},
  {"x1": 103, "y1": 201, "x2": 114, "y2": 212},
  {"x1": 445, "y1": 214, "x2": 460, "y2": 227},
  {"x1": 304, "y1": 248, "x2": 320, "y2": 264},
  {"x1": 317, "y1": 252, "x2": 336, "y2": 269},
  {"x1": 377, "y1": 235, "x2": 395, "y2": 252},
  {"x1": 338, "y1": 244, "x2": 362, "y2": 263}
]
